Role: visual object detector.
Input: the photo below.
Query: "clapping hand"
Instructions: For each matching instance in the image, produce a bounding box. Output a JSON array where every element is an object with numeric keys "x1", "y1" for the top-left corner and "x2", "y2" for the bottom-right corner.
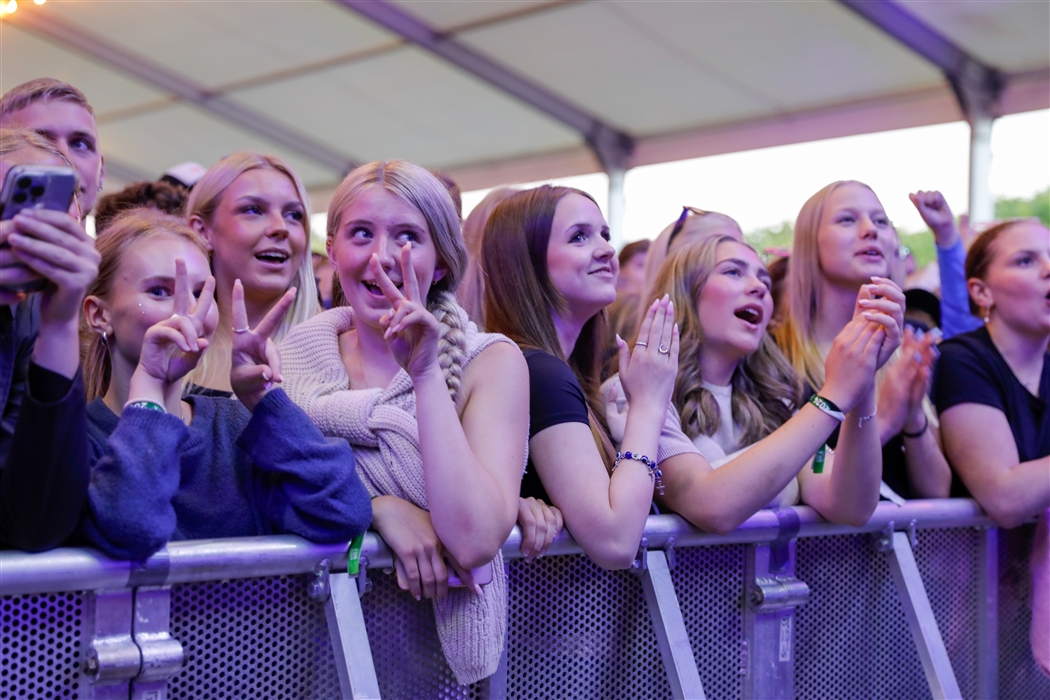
[
  {"x1": 855, "y1": 277, "x2": 904, "y2": 369},
  {"x1": 615, "y1": 295, "x2": 680, "y2": 413},
  {"x1": 229, "y1": 279, "x2": 296, "y2": 412}
]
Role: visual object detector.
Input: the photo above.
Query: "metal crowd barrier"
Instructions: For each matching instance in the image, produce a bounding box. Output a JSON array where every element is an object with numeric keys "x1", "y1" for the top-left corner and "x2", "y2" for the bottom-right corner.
[{"x1": 2, "y1": 499, "x2": 1048, "y2": 700}]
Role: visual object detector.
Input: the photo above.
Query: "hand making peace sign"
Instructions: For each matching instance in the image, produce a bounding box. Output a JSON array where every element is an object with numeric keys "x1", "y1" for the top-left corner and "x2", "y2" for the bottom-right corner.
[
  {"x1": 136, "y1": 258, "x2": 218, "y2": 390},
  {"x1": 229, "y1": 279, "x2": 297, "y2": 412},
  {"x1": 371, "y1": 244, "x2": 443, "y2": 381}
]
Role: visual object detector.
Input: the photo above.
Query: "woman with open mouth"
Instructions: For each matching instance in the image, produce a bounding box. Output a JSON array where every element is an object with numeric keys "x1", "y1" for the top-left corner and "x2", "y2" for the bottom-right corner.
[
  {"x1": 184, "y1": 152, "x2": 319, "y2": 396},
  {"x1": 278, "y1": 160, "x2": 527, "y2": 687},
  {"x1": 933, "y1": 218, "x2": 1050, "y2": 675},
  {"x1": 775, "y1": 180, "x2": 952, "y2": 502},
  {"x1": 605, "y1": 234, "x2": 896, "y2": 528}
]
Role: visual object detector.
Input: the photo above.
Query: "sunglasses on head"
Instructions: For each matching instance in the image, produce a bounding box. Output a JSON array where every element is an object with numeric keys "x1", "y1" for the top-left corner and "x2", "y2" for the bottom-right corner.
[{"x1": 667, "y1": 206, "x2": 711, "y2": 247}]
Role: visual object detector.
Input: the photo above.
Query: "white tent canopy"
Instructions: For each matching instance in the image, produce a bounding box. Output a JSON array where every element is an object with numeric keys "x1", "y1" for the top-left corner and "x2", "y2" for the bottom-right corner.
[{"x1": 3, "y1": 0, "x2": 1047, "y2": 225}]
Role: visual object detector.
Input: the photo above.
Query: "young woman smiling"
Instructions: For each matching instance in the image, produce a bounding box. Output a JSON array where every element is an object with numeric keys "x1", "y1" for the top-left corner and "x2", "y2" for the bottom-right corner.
[
  {"x1": 79, "y1": 209, "x2": 370, "y2": 560},
  {"x1": 775, "y1": 181, "x2": 951, "y2": 501},
  {"x1": 279, "y1": 161, "x2": 527, "y2": 685},
  {"x1": 185, "y1": 152, "x2": 319, "y2": 394}
]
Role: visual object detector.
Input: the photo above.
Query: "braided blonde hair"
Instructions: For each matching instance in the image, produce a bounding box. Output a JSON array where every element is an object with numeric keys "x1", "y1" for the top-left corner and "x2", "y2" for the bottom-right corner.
[{"x1": 327, "y1": 161, "x2": 469, "y2": 402}]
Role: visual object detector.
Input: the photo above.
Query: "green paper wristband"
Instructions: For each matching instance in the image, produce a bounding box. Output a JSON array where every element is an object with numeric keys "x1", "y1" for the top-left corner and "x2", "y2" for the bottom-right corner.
[{"x1": 347, "y1": 532, "x2": 365, "y2": 576}]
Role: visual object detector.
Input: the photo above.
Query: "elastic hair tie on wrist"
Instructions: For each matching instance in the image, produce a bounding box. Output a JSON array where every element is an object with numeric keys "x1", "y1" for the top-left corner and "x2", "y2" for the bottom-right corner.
[
  {"x1": 901, "y1": 413, "x2": 929, "y2": 439},
  {"x1": 612, "y1": 451, "x2": 665, "y2": 495}
]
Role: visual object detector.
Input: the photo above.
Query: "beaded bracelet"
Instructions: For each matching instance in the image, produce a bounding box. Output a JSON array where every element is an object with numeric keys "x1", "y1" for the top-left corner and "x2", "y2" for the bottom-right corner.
[{"x1": 613, "y1": 451, "x2": 665, "y2": 495}]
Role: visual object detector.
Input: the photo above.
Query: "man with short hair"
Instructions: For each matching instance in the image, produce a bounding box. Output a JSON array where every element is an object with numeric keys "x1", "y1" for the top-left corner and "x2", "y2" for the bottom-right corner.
[{"x1": 1, "y1": 78, "x2": 105, "y2": 214}]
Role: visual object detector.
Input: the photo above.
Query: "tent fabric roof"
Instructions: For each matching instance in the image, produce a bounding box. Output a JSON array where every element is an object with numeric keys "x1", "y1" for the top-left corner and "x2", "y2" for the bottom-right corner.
[{"x1": 3, "y1": 0, "x2": 1047, "y2": 208}]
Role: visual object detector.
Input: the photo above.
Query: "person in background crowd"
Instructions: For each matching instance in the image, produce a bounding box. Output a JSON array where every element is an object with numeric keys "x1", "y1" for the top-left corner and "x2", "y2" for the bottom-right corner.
[
  {"x1": 280, "y1": 161, "x2": 526, "y2": 685},
  {"x1": 0, "y1": 128, "x2": 100, "y2": 551},
  {"x1": 458, "y1": 185, "x2": 519, "y2": 327},
  {"x1": 610, "y1": 234, "x2": 894, "y2": 526},
  {"x1": 903, "y1": 288, "x2": 942, "y2": 335},
  {"x1": 430, "y1": 169, "x2": 462, "y2": 221},
  {"x1": 933, "y1": 218, "x2": 1050, "y2": 674},
  {"x1": 766, "y1": 254, "x2": 790, "y2": 331},
  {"x1": 311, "y1": 227, "x2": 334, "y2": 310},
  {"x1": 0, "y1": 78, "x2": 104, "y2": 215},
  {"x1": 160, "y1": 161, "x2": 207, "y2": 191},
  {"x1": 617, "y1": 239, "x2": 649, "y2": 296},
  {"x1": 637, "y1": 207, "x2": 744, "y2": 328},
  {"x1": 185, "y1": 152, "x2": 319, "y2": 395},
  {"x1": 94, "y1": 179, "x2": 189, "y2": 234},
  {"x1": 775, "y1": 181, "x2": 950, "y2": 502},
  {"x1": 909, "y1": 190, "x2": 983, "y2": 339},
  {"x1": 79, "y1": 209, "x2": 370, "y2": 560},
  {"x1": 606, "y1": 240, "x2": 652, "y2": 354}
]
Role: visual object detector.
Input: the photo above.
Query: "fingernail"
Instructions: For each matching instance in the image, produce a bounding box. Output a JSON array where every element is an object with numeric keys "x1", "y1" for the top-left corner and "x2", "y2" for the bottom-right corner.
[
  {"x1": 858, "y1": 299, "x2": 872, "y2": 306},
  {"x1": 913, "y1": 351, "x2": 922, "y2": 363},
  {"x1": 472, "y1": 583, "x2": 483, "y2": 596},
  {"x1": 915, "y1": 328, "x2": 925, "y2": 339},
  {"x1": 662, "y1": 293, "x2": 669, "y2": 302},
  {"x1": 615, "y1": 333, "x2": 623, "y2": 345},
  {"x1": 415, "y1": 594, "x2": 421, "y2": 602},
  {"x1": 862, "y1": 312, "x2": 874, "y2": 319},
  {"x1": 870, "y1": 276, "x2": 882, "y2": 281},
  {"x1": 263, "y1": 381, "x2": 273, "y2": 391}
]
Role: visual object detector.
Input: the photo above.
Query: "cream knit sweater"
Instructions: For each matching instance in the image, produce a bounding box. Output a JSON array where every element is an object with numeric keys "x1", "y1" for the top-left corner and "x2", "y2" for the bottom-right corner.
[{"x1": 279, "y1": 305, "x2": 512, "y2": 684}]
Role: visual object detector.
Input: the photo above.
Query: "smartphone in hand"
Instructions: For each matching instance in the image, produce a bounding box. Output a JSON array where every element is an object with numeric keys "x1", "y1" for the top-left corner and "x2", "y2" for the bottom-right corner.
[{"x1": 0, "y1": 165, "x2": 78, "y2": 292}]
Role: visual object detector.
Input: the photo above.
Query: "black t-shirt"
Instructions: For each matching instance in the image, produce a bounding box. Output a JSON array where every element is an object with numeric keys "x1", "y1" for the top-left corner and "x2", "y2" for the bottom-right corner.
[
  {"x1": 521, "y1": 349, "x2": 590, "y2": 503},
  {"x1": 934, "y1": 326, "x2": 1050, "y2": 497}
]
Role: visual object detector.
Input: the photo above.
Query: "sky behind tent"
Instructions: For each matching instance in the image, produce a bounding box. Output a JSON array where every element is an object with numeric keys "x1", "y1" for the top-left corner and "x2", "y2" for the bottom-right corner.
[{"x1": 460, "y1": 109, "x2": 1049, "y2": 243}]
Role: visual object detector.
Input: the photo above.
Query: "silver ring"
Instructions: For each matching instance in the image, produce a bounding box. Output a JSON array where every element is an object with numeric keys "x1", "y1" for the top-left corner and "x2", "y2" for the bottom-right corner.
[
  {"x1": 233, "y1": 326, "x2": 250, "y2": 334},
  {"x1": 635, "y1": 341, "x2": 648, "y2": 348},
  {"x1": 658, "y1": 344, "x2": 670, "y2": 354}
]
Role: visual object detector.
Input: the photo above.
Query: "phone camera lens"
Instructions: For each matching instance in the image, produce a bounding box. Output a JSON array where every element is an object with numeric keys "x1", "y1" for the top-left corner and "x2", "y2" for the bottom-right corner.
[
  {"x1": 30, "y1": 185, "x2": 45, "y2": 199},
  {"x1": 13, "y1": 192, "x2": 27, "y2": 204},
  {"x1": 16, "y1": 177, "x2": 31, "y2": 189}
]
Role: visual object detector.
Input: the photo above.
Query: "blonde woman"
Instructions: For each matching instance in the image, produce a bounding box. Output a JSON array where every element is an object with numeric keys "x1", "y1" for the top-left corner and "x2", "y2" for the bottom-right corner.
[
  {"x1": 186, "y1": 152, "x2": 319, "y2": 394},
  {"x1": 613, "y1": 235, "x2": 896, "y2": 525},
  {"x1": 775, "y1": 181, "x2": 951, "y2": 500},
  {"x1": 279, "y1": 161, "x2": 527, "y2": 685}
]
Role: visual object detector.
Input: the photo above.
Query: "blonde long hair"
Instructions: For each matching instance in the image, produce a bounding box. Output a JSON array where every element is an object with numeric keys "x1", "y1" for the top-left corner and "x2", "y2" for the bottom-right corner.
[
  {"x1": 652, "y1": 235, "x2": 800, "y2": 445},
  {"x1": 457, "y1": 186, "x2": 519, "y2": 327},
  {"x1": 81, "y1": 209, "x2": 210, "y2": 401},
  {"x1": 186, "y1": 151, "x2": 319, "y2": 339},
  {"x1": 327, "y1": 160, "x2": 471, "y2": 403}
]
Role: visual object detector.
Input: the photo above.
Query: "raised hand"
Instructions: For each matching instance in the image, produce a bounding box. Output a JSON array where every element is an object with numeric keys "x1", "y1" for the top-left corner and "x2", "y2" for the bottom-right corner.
[
  {"x1": 616, "y1": 295, "x2": 680, "y2": 413},
  {"x1": 373, "y1": 244, "x2": 442, "y2": 381},
  {"x1": 229, "y1": 279, "x2": 296, "y2": 412},
  {"x1": 855, "y1": 276, "x2": 904, "y2": 368},
  {"x1": 909, "y1": 190, "x2": 958, "y2": 247},
  {"x1": 135, "y1": 258, "x2": 217, "y2": 391}
]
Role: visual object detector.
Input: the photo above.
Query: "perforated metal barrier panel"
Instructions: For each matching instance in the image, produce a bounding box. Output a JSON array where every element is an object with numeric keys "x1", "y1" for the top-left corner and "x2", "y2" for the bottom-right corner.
[
  {"x1": 168, "y1": 575, "x2": 339, "y2": 700},
  {"x1": 2, "y1": 523, "x2": 1048, "y2": 700},
  {"x1": 0, "y1": 592, "x2": 84, "y2": 700}
]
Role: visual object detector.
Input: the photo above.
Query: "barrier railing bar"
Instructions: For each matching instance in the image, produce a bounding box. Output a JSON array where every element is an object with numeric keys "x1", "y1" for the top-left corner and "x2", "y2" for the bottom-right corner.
[
  {"x1": 639, "y1": 546, "x2": 707, "y2": 700},
  {"x1": 976, "y1": 527, "x2": 999, "y2": 700},
  {"x1": 883, "y1": 530, "x2": 963, "y2": 700},
  {"x1": 0, "y1": 500, "x2": 999, "y2": 597},
  {"x1": 324, "y1": 565, "x2": 382, "y2": 700}
]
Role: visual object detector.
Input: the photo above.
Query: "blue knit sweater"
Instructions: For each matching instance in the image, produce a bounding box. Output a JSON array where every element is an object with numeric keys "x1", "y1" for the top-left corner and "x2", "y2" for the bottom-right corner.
[{"x1": 82, "y1": 388, "x2": 371, "y2": 560}]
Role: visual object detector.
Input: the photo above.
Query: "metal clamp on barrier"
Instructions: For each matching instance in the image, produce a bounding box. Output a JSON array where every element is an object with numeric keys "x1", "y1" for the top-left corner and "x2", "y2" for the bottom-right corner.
[{"x1": 747, "y1": 576, "x2": 810, "y2": 613}]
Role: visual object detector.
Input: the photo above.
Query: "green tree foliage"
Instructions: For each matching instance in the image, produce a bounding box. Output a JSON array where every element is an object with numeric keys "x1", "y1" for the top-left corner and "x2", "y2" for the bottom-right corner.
[{"x1": 995, "y1": 187, "x2": 1049, "y2": 225}]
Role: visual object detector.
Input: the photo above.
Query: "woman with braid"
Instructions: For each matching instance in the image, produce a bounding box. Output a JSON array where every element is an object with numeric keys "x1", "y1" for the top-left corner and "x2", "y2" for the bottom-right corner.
[{"x1": 279, "y1": 161, "x2": 527, "y2": 686}]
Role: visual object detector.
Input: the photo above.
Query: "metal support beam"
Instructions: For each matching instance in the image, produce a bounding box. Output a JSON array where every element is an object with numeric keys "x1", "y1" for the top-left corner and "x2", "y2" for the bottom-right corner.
[
  {"x1": 636, "y1": 542, "x2": 707, "y2": 700},
  {"x1": 335, "y1": 0, "x2": 634, "y2": 178},
  {"x1": 878, "y1": 529, "x2": 963, "y2": 700},
  {"x1": 835, "y1": 0, "x2": 1003, "y2": 222},
  {"x1": 82, "y1": 588, "x2": 138, "y2": 700},
  {"x1": 12, "y1": 8, "x2": 358, "y2": 174},
  {"x1": 320, "y1": 563, "x2": 382, "y2": 700},
  {"x1": 130, "y1": 586, "x2": 184, "y2": 700},
  {"x1": 607, "y1": 166, "x2": 627, "y2": 249},
  {"x1": 743, "y1": 540, "x2": 809, "y2": 700},
  {"x1": 976, "y1": 527, "x2": 999, "y2": 700}
]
